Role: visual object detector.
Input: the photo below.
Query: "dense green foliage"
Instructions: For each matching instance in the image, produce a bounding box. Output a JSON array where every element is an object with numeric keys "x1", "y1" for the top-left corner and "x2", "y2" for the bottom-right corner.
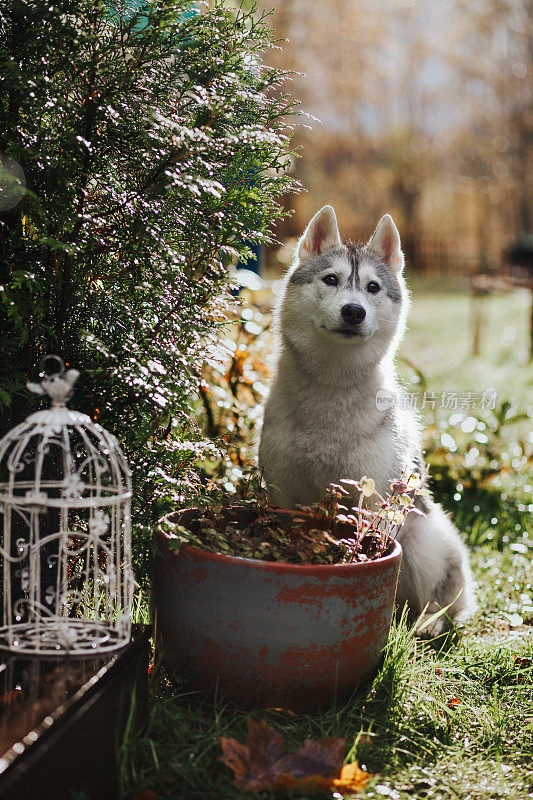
[{"x1": 0, "y1": 0, "x2": 299, "y2": 577}]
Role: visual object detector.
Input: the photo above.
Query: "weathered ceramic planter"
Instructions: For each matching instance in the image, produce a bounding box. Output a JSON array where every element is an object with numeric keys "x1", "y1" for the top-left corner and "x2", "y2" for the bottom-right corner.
[{"x1": 153, "y1": 508, "x2": 402, "y2": 711}]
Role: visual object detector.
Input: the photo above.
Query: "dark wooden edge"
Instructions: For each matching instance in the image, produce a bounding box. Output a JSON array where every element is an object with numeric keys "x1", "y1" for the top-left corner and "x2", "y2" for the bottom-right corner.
[{"x1": 0, "y1": 626, "x2": 150, "y2": 796}]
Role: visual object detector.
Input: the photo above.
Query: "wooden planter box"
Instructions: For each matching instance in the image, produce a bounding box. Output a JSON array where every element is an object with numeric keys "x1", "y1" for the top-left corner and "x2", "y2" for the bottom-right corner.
[{"x1": 0, "y1": 627, "x2": 150, "y2": 800}]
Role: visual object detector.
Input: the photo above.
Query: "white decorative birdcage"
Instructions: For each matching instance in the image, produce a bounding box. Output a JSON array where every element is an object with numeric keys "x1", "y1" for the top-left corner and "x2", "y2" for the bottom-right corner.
[{"x1": 0, "y1": 356, "x2": 133, "y2": 655}]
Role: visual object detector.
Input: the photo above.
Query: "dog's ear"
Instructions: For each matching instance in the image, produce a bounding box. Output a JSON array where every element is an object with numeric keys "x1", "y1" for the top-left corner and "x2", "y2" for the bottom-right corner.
[
  {"x1": 297, "y1": 205, "x2": 341, "y2": 262},
  {"x1": 367, "y1": 215, "x2": 404, "y2": 273}
]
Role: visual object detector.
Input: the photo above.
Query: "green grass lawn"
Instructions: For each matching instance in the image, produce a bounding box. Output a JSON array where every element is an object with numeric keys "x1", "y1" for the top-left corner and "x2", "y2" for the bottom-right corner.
[
  {"x1": 399, "y1": 276, "x2": 533, "y2": 409},
  {"x1": 122, "y1": 549, "x2": 532, "y2": 800},
  {"x1": 121, "y1": 278, "x2": 532, "y2": 800}
]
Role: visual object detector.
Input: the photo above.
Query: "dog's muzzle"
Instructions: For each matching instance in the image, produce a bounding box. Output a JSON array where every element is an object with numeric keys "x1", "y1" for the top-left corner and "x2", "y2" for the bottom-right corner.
[{"x1": 341, "y1": 304, "x2": 366, "y2": 325}]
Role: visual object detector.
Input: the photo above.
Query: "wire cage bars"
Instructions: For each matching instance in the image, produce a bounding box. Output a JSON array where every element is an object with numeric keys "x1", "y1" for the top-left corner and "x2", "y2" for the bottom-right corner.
[{"x1": 0, "y1": 356, "x2": 133, "y2": 656}]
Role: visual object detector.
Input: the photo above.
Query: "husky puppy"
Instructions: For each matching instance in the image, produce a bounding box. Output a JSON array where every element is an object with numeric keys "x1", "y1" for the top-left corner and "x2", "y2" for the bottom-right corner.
[{"x1": 258, "y1": 205, "x2": 475, "y2": 628}]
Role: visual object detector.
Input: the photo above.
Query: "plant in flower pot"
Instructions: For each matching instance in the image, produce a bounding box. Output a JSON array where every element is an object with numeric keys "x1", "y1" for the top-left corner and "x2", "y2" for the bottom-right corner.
[{"x1": 153, "y1": 472, "x2": 425, "y2": 711}]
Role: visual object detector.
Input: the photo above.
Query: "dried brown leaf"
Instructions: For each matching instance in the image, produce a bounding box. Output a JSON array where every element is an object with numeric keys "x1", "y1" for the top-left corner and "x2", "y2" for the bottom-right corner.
[
  {"x1": 278, "y1": 736, "x2": 346, "y2": 778},
  {"x1": 219, "y1": 718, "x2": 285, "y2": 791},
  {"x1": 219, "y1": 718, "x2": 355, "y2": 793}
]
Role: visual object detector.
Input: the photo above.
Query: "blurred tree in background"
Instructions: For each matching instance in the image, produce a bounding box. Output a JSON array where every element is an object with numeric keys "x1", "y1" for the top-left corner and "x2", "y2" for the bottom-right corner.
[
  {"x1": 260, "y1": 0, "x2": 532, "y2": 273},
  {"x1": 0, "y1": 0, "x2": 299, "y2": 579}
]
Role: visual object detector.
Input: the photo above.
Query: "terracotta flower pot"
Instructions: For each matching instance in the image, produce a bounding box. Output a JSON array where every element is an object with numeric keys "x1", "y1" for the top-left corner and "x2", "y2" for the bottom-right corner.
[{"x1": 153, "y1": 508, "x2": 402, "y2": 711}]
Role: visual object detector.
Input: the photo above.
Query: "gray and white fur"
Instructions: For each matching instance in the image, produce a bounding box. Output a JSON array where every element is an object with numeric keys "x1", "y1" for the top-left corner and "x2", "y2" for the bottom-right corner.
[{"x1": 258, "y1": 205, "x2": 476, "y2": 630}]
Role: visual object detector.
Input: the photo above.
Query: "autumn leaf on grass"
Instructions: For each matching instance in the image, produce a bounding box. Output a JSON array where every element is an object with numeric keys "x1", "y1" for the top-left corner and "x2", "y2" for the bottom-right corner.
[
  {"x1": 332, "y1": 762, "x2": 370, "y2": 794},
  {"x1": 220, "y1": 717, "x2": 368, "y2": 794},
  {"x1": 220, "y1": 718, "x2": 286, "y2": 791},
  {"x1": 278, "y1": 737, "x2": 347, "y2": 781}
]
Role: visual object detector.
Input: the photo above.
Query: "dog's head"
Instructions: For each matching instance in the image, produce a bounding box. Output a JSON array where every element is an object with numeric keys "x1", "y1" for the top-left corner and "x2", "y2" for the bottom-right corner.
[{"x1": 281, "y1": 205, "x2": 408, "y2": 361}]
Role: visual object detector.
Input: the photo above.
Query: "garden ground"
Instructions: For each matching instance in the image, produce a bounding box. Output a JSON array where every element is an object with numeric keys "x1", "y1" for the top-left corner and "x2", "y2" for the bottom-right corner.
[
  {"x1": 122, "y1": 277, "x2": 532, "y2": 800},
  {"x1": 123, "y1": 547, "x2": 532, "y2": 800}
]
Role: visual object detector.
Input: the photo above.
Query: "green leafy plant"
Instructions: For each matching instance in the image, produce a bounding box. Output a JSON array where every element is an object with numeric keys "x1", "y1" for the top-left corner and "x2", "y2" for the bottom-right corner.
[
  {"x1": 423, "y1": 401, "x2": 532, "y2": 547},
  {"x1": 0, "y1": 0, "x2": 300, "y2": 580},
  {"x1": 159, "y1": 471, "x2": 425, "y2": 565}
]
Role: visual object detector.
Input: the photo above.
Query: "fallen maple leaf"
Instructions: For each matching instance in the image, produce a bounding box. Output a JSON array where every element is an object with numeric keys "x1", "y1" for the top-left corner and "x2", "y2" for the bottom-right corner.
[
  {"x1": 220, "y1": 717, "x2": 369, "y2": 795},
  {"x1": 220, "y1": 718, "x2": 286, "y2": 791},
  {"x1": 279, "y1": 737, "x2": 347, "y2": 779},
  {"x1": 333, "y1": 762, "x2": 370, "y2": 794}
]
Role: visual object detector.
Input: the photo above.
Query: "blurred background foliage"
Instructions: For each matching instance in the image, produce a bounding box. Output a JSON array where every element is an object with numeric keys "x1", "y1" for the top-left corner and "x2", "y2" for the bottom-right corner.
[{"x1": 257, "y1": 0, "x2": 532, "y2": 275}]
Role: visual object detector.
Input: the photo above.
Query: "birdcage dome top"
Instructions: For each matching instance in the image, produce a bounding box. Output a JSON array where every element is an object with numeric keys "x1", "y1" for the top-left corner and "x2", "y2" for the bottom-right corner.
[{"x1": 0, "y1": 356, "x2": 131, "y2": 508}]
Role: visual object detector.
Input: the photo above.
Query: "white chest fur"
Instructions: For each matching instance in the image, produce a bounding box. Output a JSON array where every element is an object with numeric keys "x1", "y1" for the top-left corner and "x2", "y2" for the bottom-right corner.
[{"x1": 259, "y1": 350, "x2": 409, "y2": 506}]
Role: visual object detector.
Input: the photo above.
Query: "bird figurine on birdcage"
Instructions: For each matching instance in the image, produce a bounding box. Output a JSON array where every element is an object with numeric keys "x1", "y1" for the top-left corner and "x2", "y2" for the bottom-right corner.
[{"x1": 0, "y1": 355, "x2": 134, "y2": 655}]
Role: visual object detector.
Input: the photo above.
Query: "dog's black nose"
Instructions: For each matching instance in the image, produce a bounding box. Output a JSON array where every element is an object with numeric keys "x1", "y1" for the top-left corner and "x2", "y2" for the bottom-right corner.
[{"x1": 341, "y1": 304, "x2": 366, "y2": 325}]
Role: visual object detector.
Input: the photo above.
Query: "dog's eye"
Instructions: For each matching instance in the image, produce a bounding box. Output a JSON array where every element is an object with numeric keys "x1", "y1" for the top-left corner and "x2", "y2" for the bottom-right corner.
[
  {"x1": 322, "y1": 274, "x2": 339, "y2": 287},
  {"x1": 367, "y1": 281, "x2": 381, "y2": 294}
]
